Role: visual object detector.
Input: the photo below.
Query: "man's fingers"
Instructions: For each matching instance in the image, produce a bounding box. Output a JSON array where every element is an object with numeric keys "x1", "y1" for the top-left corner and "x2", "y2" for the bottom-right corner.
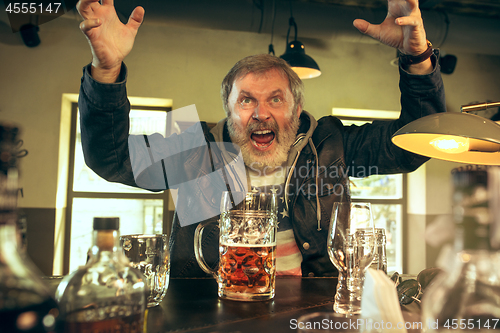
[
  {"x1": 79, "y1": 19, "x2": 102, "y2": 33},
  {"x1": 395, "y1": 16, "x2": 420, "y2": 27},
  {"x1": 101, "y1": 0, "x2": 114, "y2": 7},
  {"x1": 353, "y1": 19, "x2": 369, "y2": 33},
  {"x1": 127, "y1": 6, "x2": 145, "y2": 30},
  {"x1": 76, "y1": 0, "x2": 100, "y2": 15},
  {"x1": 353, "y1": 19, "x2": 380, "y2": 39},
  {"x1": 405, "y1": 0, "x2": 419, "y2": 11}
]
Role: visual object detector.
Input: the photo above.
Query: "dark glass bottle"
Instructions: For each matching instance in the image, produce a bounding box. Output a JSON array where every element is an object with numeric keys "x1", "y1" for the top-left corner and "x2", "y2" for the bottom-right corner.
[
  {"x1": 422, "y1": 166, "x2": 500, "y2": 332},
  {"x1": 0, "y1": 124, "x2": 62, "y2": 333},
  {"x1": 55, "y1": 217, "x2": 146, "y2": 333}
]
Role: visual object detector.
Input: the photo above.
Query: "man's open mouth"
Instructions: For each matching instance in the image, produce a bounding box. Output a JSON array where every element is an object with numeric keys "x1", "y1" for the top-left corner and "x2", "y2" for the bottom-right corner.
[{"x1": 250, "y1": 129, "x2": 275, "y2": 149}]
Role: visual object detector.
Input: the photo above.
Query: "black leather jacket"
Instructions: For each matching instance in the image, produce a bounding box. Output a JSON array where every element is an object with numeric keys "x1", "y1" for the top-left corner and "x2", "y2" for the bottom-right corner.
[{"x1": 79, "y1": 52, "x2": 446, "y2": 277}]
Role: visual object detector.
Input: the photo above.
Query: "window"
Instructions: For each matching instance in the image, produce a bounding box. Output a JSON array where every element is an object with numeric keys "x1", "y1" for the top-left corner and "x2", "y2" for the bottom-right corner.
[
  {"x1": 63, "y1": 101, "x2": 173, "y2": 273},
  {"x1": 333, "y1": 108, "x2": 406, "y2": 273}
]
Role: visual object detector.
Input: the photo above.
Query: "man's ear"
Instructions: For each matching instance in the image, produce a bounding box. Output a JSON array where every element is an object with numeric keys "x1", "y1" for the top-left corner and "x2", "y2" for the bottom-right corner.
[{"x1": 296, "y1": 105, "x2": 303, "y2": 117}]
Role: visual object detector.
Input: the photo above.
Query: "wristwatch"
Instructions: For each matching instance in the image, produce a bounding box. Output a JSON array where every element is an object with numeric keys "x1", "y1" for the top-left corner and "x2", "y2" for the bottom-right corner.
[{"x1": 399, "y1": 40, "x2": 433, "y2": 66}]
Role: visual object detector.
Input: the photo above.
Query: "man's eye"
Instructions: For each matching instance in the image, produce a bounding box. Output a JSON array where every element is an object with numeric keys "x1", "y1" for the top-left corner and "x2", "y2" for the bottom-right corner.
[
  {"x1": 242, "y1": 98, "x2": 253, "y2": 104},
  {"x1": 270, "y1": 97, "x2": 283, "y2": 106}
]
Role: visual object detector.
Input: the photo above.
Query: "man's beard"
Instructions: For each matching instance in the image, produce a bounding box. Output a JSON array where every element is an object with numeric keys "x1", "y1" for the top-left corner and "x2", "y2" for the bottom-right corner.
[{"x1": 227, "y1": 113, "x2": 300, "y2": 172}]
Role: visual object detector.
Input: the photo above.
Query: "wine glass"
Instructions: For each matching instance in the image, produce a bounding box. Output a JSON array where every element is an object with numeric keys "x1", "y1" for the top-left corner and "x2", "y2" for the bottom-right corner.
[{"x1": 327, "y1": 202, "x2": 375, "y2": 314}]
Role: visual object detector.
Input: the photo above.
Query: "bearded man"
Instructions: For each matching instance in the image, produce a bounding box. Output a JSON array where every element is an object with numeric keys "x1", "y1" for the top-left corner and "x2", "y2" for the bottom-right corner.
[{"x1": 77, "y1": 0, "x2": 446, "y2": 277}]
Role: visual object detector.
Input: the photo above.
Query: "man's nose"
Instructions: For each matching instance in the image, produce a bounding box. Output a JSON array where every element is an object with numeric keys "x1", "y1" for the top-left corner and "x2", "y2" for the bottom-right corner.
[{"x1": 252, "y1": 104, "x2": 271, "y2": 121}]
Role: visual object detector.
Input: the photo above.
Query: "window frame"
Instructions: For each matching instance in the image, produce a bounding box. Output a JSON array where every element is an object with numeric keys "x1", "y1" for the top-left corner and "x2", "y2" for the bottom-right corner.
[{"x1": 62, "y1": 102, "x2": 173, "y2": 274}]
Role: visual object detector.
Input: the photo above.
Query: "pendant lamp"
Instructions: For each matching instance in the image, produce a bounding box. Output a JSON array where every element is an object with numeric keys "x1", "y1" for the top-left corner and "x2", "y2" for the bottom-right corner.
[
  {"x1": 279, "y1": 17, "x2": 321, "y2": 79},
  {"x1": 391, "y1": 101, "x2": 500, "y2": 165}
]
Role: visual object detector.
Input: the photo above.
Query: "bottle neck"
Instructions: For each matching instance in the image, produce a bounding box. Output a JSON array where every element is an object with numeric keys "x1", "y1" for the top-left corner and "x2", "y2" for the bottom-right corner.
[
  {"x1": 452, "y1": 168, "x2": 492, "y2": 252},
  {"x1": 90, "y1": 229, "x2": 121, "y2": 260},
  {"x1": 375, "y1": 229, "x2": 386, "y2": 245},
  {"x1": 0, "y1": 168, "x2": 18, "y2": 217},
  {"x1": 454, "y1": 216, "x2": 491, "y2": 251},
  {"x1": 0, "y1": 167, "x2": 20, "y2": 253},
  {"x1": 0, "y1": 222, "x2": 20, "y2": 260}
]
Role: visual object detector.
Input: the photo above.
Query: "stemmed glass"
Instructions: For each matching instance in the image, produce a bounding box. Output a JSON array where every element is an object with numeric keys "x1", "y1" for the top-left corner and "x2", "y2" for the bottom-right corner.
[{"x1": 327, "y1": 202, "x2": 375, "y2": 314}]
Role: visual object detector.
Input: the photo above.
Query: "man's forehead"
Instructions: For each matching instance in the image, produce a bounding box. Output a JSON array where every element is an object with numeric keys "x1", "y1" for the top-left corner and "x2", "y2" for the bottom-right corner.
[
  {"x1": 238, "y1": 88, "x2": 285, "y2": 96},
  {"x1": 232, "y1": 69, "x2": 291, "y2": 94},
  {"x1": 236, "y1": 68, "x2": 287, "y2": 81}
]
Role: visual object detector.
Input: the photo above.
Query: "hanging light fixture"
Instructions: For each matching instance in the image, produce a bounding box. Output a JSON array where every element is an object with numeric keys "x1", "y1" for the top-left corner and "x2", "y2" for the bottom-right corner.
[
  {"x1": 391, "y1": 101, "x2": 500, "y2": 165},
  {"x1": 279, "y1": 15, "x2": 321, "y2": 79}
]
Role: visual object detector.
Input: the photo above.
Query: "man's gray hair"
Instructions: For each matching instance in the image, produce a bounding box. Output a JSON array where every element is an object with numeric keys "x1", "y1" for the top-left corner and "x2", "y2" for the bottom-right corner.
[{"x1": 221, "y1": 54, "x2": 304, "y2": 115}]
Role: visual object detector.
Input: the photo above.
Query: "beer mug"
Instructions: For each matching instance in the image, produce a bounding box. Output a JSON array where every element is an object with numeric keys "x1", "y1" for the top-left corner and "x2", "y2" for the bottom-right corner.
[
  {"x1": 194, "y1": 191, "x2": 278, "y2": 301},
  {"x1": 120, "y1": 234, "x2": 170, "y2": 307}
]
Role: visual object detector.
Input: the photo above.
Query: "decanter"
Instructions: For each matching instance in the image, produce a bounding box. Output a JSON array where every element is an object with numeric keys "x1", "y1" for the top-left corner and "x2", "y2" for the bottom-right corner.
[
  {"x1": 422, "y1": 166, "x2": 500, "y2": 332},
  {"x1": 55, "y1": 217, "x2": 147, "y2": 332},
  {"x1": 0, "y1": 124, "x2": 62, "y2": 332}
]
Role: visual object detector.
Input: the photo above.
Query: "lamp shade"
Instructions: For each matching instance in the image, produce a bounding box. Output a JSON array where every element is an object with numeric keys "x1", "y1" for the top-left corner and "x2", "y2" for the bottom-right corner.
[
  {"x1": 391, "y1": 112, "x2": 500, "y2": 165},
  {"x1": 280, "y1": 41, "x2": 321, "y2": 79}
]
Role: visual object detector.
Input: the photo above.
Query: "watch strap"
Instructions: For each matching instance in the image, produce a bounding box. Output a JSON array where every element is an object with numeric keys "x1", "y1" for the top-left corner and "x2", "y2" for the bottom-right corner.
[{"x1": 399, "y1": 40, "x2": 433, "y2": 66}]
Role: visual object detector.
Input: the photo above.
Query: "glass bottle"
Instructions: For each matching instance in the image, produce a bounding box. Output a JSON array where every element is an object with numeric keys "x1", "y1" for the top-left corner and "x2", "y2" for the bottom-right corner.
[
  {"x1": 422, "y1": 166, "x2": 500, "y2": 332},
  {"x1": 0, "y1": 124, "x2": 62, "y2": 333},
  {"x1": 55, "y1": 217, "x2": 147, "y2": 332},
  {"x1": 368, "y1": 228, "x2": 387, "y2": 274}
]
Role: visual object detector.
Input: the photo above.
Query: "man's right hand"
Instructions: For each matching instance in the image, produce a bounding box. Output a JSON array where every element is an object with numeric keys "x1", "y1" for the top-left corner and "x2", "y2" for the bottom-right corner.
[{"x1": 77, "y1": 0, "x2": 144, "y2": 83}]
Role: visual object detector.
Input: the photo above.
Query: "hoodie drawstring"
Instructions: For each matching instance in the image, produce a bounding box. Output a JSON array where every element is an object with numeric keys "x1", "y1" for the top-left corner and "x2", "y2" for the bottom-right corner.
[
  {"x1": 284, "y1": 152, "x2": 300, "y2": 213},
  {"x1": 308, "y1": 138, "x2": 322, "y2": 231}
]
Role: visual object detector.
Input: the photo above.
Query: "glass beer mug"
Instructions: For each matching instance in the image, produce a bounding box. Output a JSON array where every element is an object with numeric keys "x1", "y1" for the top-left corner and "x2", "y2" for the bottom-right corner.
[{"x1": 194, "y1": 191, "x2": 278, "y2": 301}]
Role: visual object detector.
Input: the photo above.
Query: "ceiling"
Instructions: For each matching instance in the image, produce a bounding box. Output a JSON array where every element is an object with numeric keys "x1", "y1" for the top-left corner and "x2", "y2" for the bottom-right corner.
[
  {"x1": 3, "y1": 0, "x2": 499, "y2": 29},
  {"x1": 3, "y1": 0, "x2": 500, "y2": 28},
  {"x1": 301, "y1": 0, "x2": 500, "y2": 19},
  {"x1": 104, "y1": 0, "x2": 498, "y2": 55}
]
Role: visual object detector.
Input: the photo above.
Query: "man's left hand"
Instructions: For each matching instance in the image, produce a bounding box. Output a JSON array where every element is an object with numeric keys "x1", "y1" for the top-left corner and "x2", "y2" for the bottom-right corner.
[{"x1": 353, "y1": 0, "x2": 427, "y2": 56}]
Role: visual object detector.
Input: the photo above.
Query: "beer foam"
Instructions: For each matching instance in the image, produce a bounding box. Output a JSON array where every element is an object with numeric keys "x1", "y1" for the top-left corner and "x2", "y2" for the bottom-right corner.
[{"x1": 220, "y1": 242, "x2": 276, "y2": 247}]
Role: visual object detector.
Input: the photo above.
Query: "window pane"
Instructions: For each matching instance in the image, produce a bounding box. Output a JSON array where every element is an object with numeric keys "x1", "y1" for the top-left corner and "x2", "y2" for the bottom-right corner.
[
  {"x1": 69, "y1": 198, "x2": 163, "y2": 272},
  {"x1": 350, "y1": 174, "x2": 403, "y2": 199},
  {"x1": 129, "y1": 110, "x2": 168, "y2": 135},
  {"x1": 371, "y1": 204, "x2": 402, "y2": 274},
  {"x1": 73, "y1": 109, "x2": 167, "y2": 193},
  {"x1": 336, "y1": 110, "x2": 404, "y2": 274}
]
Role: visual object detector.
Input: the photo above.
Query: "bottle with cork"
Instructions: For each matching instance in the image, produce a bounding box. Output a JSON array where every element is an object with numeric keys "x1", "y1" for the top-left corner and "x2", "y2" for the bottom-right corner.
[{"x1": 56, "y1": 217, "x2": 147, "y2": 332}]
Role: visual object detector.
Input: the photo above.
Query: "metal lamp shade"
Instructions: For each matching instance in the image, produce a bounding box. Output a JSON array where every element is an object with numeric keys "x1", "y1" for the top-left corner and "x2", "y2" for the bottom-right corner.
[
  {"x1": 391, "y1": 112, "x2": 500, "y2": 165},
  {"x1": 280, "y1": 41, "x2": 321, "y2": 79}
]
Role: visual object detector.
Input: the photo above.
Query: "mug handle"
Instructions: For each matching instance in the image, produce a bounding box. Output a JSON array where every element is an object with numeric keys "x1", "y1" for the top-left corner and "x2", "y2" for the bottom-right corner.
[{"x1": 194, "y1": 219, "x2": 218, "y2": 278}]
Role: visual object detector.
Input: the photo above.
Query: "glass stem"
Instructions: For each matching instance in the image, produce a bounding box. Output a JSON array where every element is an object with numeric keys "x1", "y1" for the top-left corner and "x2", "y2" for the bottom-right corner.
[{"x1": 334, "y1": 270, "x2": 362, "y2": 314}]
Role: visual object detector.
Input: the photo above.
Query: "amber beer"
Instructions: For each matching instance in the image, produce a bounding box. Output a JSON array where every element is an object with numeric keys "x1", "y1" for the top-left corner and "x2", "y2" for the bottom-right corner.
[
  {"x1": 218, "y1": 243, "x2": 276, "y2": 300},
  {"x1": 195, "y1": 191, "x2": 278, "y2": 301}
]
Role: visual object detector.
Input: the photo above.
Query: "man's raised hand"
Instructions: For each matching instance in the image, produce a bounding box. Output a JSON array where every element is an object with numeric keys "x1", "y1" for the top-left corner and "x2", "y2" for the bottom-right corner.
[
  {"x1": 353, "y1": 0, "x2": 432, "y2": 73},
  {"x1": 353, "y1": 0, "x2": 427, "y2": 55},
  {"x1": 76, "y1": 0, "x2": 145, "y2": 82}
]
